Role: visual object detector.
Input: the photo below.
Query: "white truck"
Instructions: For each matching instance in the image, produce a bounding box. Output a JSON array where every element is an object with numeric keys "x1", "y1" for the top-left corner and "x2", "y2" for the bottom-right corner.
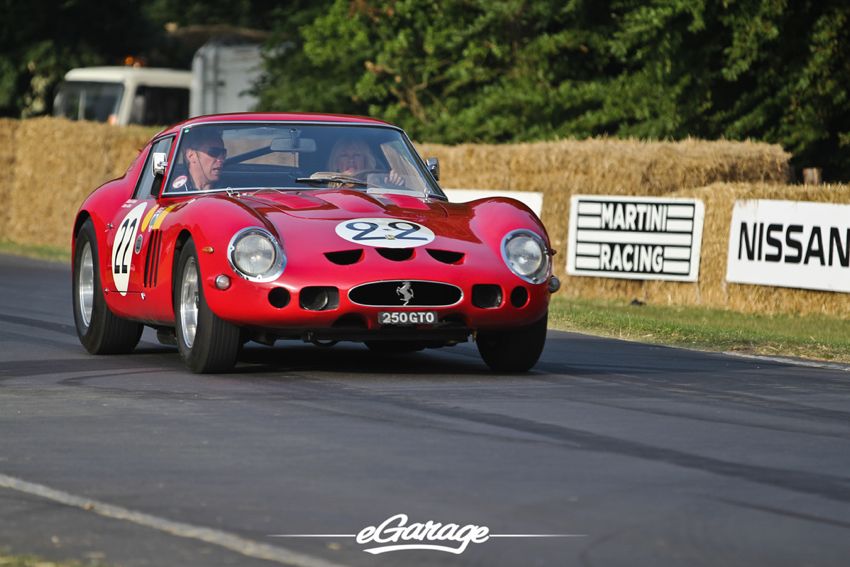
[{"x1": 52, "y1": 42, "x2": 262, "y2": 126}]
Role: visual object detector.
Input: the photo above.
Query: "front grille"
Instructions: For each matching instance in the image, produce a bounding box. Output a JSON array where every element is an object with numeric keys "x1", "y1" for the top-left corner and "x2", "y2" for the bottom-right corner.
[{"x1": 349, "y1": 281, "x2": 462, "y2": 307}]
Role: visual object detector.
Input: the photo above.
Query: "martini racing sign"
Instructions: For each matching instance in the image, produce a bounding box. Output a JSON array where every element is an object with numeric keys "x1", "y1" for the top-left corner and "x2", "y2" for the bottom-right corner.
[
  {"x1": 567, "y1": 195, "x2": 705, "y2": 281},
  {"x1": 726, "y1": 200, "x2": 850, "y2": 293}
]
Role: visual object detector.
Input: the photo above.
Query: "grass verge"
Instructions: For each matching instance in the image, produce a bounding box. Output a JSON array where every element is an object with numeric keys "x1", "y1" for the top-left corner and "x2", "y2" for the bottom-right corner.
[
  {"x1": 0, "y1": 241, "x2": 69, "y2": 263},
  {"x1": 0, "y1": 551, "x2": 106, "y2": 567},
  {"x1": 549, "y1": 296, "x2": 850, "y2": 364}
]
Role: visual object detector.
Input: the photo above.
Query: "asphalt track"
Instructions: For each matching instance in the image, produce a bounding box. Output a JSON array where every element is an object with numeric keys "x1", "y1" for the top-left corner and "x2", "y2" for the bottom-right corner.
[{"x1": 1, "y1": 252, "x2": 849, "y2": 567}]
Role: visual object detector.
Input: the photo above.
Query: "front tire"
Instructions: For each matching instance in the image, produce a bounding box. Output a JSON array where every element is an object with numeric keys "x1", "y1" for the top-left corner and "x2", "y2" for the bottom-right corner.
[
  {"x1": 476, "y1": 313, "x2": 548, "y2": 372},
  {"x1": 72, "y1": 219, "x2": 143, "y2": 354},
  {"x1": 174, "y1": 240, "x2": 240, "y2": 373}
]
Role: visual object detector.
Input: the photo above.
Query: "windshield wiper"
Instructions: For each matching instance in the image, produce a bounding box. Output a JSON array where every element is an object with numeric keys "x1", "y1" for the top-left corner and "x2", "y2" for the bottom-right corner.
[{"x1": 294, "y1": 174, "x2": 367, "y2": 187}]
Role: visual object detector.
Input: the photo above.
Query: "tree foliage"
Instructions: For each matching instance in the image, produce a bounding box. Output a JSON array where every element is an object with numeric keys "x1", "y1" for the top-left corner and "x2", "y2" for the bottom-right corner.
[
  {"x1": 2, "y1": 0, "x2": 849, "y2": 178},
  {"x1": 0, "y1": 0, "x2": 153, "y2": 116},
  {"x1": 0, "y1": 0, "x2": 279, "y2": 117},
  {"x1": 258, "y1": 0, "x2": 850, "y2": 179}
]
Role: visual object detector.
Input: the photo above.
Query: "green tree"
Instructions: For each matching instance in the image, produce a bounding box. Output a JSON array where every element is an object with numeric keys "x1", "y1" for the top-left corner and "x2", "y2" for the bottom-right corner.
[
  {"x1": 594, "y1": 0, "x2": 850, "y2": 178},
  {"x1": 259, "y1": 0, "x2": 615, "y2": 142},
  {"x1": 258, "y1": 0, "x2": 850, "y2": 178},
  {"x1": 256, "y1": 0, "x2": 366, "y2": 116},
  {"x1": 0, "y1": 0, "x2": 153, "y2": 117}
]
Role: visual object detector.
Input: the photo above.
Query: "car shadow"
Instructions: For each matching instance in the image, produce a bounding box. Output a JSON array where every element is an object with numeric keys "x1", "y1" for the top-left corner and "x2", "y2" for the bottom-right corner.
[{"x1": 231, "y1": 342, "x2": 492, "y2": 376}]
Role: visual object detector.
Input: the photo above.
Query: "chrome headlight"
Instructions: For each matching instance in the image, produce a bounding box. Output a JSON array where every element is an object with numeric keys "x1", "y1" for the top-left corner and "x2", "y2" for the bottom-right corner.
[
  {"x1": 228, "y1": 227, "x2": 285, "y2": 282},
  {"x1": 501, "y1": 229, "x2": 549, "y2": 284}
]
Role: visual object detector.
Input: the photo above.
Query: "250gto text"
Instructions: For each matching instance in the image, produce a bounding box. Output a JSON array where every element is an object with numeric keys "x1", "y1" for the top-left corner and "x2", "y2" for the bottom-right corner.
[{"x1": 378, "y1": 311, "x2": 437, "y2": 325}]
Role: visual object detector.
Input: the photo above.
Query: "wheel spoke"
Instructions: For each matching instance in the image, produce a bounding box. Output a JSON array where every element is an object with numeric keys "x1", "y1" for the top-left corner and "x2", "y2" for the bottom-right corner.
[
  {"x1": 78, "y1": 242, "x2": 94, "y2": 327},
  {"x1": 180, "y1": 258, "x2": 199, "y2": 348}
]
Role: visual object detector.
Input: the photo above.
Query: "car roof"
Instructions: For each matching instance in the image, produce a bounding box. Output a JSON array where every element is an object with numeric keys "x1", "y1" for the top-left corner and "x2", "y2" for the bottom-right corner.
[{"x1": 158, "y1": 113, "x2": 396, "y2": 137}]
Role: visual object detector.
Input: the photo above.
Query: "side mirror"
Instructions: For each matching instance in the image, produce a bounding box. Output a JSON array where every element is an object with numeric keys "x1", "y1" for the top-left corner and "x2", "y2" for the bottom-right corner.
[
  {"x1": 426, "y1": 157, "x2": 440, "y2": 181},
  {"x1": 152, "y1": 152, "x2": 168, "y2": 176}
]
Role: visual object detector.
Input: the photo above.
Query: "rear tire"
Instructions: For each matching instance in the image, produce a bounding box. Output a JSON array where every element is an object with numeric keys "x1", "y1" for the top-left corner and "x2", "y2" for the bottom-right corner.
[
  {"x1": 72, "y1": 219, "x2": 143, "y2": 354},
  {"x1": 174, "y1": 240, "x2": 240, "y2": 373},
  {"x1": 476, "y1": 313, "x2": 548, "y2": 372}
]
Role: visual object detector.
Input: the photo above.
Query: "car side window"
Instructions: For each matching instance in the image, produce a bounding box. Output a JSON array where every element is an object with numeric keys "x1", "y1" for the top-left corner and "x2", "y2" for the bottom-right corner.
[{"x1": 134, "y1": 137, "x2": 174, "y2": 199}]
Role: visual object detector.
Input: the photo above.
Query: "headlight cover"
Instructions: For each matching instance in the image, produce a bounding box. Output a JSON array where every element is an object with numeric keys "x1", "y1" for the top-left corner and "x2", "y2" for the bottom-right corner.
[
  {"x1": 501, "y1": 229, "x2": 549, "y2": 284},
  {"x1": 228, "y1": 227, "x2": 285, "y2": 282}
]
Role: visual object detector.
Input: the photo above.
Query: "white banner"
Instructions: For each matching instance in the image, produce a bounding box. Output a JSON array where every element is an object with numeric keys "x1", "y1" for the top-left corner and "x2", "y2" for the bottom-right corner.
[
  {"x1": 567, "y1": 195, "x2": 704, "y2": 281},
  {"x1": 726, "y1": 200, "x2": 850, "y2": 293}
]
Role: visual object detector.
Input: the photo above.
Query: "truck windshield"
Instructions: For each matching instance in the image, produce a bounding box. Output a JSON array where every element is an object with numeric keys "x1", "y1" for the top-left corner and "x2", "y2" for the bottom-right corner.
[
  {"x1": 129, "y1": 86, "x2": 189, "y2": 126},
  {"x1": 53, "y1": 81, "x2": 124, "y2": 123}
]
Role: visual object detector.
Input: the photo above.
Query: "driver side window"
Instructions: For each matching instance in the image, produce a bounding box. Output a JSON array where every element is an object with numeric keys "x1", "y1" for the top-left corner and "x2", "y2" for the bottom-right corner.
[{"x1": 134, "y1": 137, "x2": 174, "y2": 199}]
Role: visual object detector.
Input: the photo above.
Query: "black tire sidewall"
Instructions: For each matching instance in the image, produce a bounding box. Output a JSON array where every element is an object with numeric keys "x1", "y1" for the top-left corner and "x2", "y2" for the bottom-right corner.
[
  {"x1": 174, "y1": 240, "x2": 240, "y2": 373},
  {"x1": 175, "y1": 240, "x2": 201, "y2": 366},
  {"x1": 477, "y1": 312, "x2": 548, "y2": 372},
  {"x1": 72, "y1": 218, "x2": 143, "y2": 354},
  {"x1": 72, "y1": 220, "x2": 104, "y2": 351}
]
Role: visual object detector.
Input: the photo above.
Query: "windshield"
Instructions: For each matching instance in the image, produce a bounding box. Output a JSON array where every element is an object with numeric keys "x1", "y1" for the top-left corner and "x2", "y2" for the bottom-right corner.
[
  {"x1": 163, "y1": 123, "x2": 443, "y2": 197},
  {"x1": 53, "y1": 81, "x2": 124, "y2": 123}
]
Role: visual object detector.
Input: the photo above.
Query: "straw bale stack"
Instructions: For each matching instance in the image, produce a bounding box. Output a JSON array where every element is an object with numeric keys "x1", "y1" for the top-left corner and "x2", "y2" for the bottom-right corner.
[
  {"x1": 8, "y1": 119, "x2": 831, "y2": 316},
  {"x1": 418, "y1": 138, "x2": 791, "y2": 273},
  {"x1": 663, "y1": 183, "x2": 850, "y2": 316},
  {"x1": 7, "y1": 117, "x2": 155, "y2": 248},
  {"x1": 0, "y1": 118, "x2": 20, "y2": 238}
]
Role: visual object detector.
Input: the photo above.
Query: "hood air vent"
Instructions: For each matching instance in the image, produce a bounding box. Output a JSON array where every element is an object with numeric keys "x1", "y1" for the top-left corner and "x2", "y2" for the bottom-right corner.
[
  {"x1": 325, "y1": 250, "x2": 363, "y2": 265},
  {"x1": 427, "y1": 249, "x2": 464, "y2": 264},
  {"x1": 377, "y1": 248, "x2": 414, "y2": 261}
]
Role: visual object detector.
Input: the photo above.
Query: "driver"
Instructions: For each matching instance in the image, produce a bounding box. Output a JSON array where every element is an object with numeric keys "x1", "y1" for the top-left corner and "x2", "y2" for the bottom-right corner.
[
  {"x1": 171, "y1": 128, "x2": 226, "y2": 192},
  {"x1": 328, "y1": 139, "x2": 403, "y2": 186}
]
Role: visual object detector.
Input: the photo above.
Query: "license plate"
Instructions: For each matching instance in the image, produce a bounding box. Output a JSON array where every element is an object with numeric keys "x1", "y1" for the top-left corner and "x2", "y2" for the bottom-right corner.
[{"x1": 378, "y1": 311, "x2": 437, "y2": 325}]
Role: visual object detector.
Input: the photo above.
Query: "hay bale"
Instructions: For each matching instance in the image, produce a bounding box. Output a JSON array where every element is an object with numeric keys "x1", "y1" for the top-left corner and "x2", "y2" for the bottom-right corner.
[
  {"x1": 418, "y1": 138, "x2": 791, "y2": 278},
  {"x1": 0, "y1": 118, "x2": 20, "y2": 238},
  {"x1": 2, "y1": 119, "x2": 794, "y2": 291},
  {"x1": 7, "y1": 117, "x2": 156, "y2": 249},
  {"x1": 657, "y1": 183, "x2": 850, "y2": 316}
]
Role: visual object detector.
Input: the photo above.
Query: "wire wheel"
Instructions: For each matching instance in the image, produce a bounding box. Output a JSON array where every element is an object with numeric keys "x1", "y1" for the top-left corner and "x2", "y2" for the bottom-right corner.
[
  {"x1": 179, "y1": 256, "x2": 200, "y2": 348},
  {"x1": 77, "y1": 241, "x2": 94, "y2": 328}
]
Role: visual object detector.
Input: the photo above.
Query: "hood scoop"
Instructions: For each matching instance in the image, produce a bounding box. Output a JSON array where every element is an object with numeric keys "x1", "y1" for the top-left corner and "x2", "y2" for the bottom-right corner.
[
  {"x1": 240, "y1": 189, "x2": 448, "y2": 219},
  {"x1": 316, "y1": 191, "x2": 386, "y2": 214}
]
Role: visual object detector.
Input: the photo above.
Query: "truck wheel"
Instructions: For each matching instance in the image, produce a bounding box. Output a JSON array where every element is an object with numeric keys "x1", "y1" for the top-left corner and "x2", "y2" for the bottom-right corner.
[
  {"x1": 72, "y1": 219, "x2": 143, "y2": 354},
  {"x1": 476, "y1": 313, "x2": 548, "y2": 372},
  {"x1": 174, "y1": 240, "x2": 240, "y2": 373}
]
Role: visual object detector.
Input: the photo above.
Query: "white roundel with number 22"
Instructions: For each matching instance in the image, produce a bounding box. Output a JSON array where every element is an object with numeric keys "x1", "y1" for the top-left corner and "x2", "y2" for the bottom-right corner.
[
  {"x1": 111, "y1": 202, "x2": 148, "y2": 295},
  {"x1": 334, "y1": 218, "x2": 435, "y2": 248}
]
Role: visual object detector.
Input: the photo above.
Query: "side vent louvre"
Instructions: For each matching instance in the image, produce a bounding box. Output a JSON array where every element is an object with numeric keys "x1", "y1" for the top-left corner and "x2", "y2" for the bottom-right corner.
[{"x1": 143, "y1": 230, "x2": 163, "y2": 288}]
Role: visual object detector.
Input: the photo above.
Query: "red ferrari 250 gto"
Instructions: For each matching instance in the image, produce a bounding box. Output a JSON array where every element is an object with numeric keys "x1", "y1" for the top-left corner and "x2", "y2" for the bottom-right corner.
[{"x1": 72, "y1": 113, "x2": 559, "y2": 373}]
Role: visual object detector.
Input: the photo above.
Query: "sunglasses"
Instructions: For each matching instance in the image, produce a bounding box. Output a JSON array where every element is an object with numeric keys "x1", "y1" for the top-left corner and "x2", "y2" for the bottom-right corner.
[{"x1": 199, "y1": 146, "x2": 227, "y2": 159}]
